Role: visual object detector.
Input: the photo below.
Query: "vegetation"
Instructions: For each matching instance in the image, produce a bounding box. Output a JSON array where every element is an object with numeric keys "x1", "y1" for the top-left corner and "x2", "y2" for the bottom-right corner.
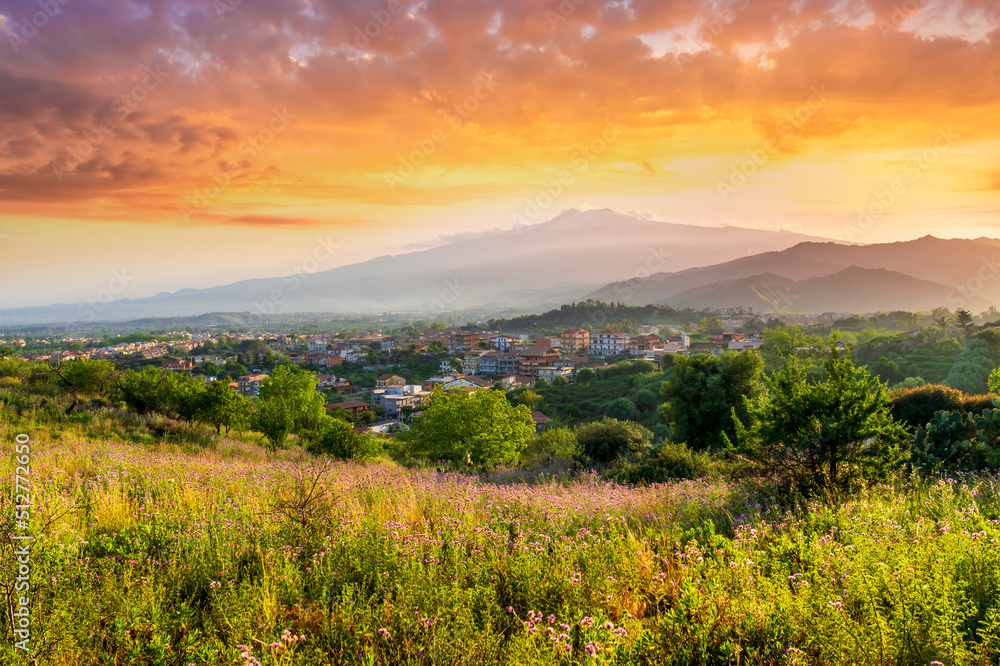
[
  {"x1": 9, "y1": 312, "x2": 1000, "y2": 663},
  {"x1": 399, "y1": 389, "x2": 535, "y2": 466}
]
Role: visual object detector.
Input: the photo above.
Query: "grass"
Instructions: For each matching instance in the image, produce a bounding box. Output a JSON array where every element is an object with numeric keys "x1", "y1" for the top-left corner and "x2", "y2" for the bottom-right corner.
[{"x1": 4, "y1": 413, "x2": 1000, "y2": 664}]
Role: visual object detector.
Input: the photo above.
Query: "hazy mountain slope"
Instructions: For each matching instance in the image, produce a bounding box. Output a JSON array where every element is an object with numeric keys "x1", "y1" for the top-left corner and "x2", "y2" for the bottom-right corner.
[
  {"x1": 0, "y1": 209, "x2": 840, "y2": 324},
  {"x1": 592, "y1": 236, "x2": 1000, "y2": 310}
]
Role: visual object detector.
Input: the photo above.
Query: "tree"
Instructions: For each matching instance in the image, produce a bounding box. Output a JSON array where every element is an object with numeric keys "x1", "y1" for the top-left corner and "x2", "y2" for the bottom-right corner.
[
  {"x1": 605, "y1": 396, "x2": 640, "y2": 422},
  {"x1": 955, "y1": 308, "x2": 975, "y2": 337},
  {"x1": 307, "y1": 415, "x2": 380, "y2": 460},
  {"x1": 255, "y1": 399, "x2": 293, "y2": 450},
  {"x1": 399, "y1": 390, "x2": 534, "y2": 465},
  {"x1": 698, "y1": 317, "x2": 725, "y2": 335},
  {"x1": 659, "y1": 351, "x2": 765, "y2": 452},
  {"x1": 944, "y1": 339, "x2": 994, "y2": 395},
  {"x1": 520, "y1": 427, "x2": 580, "y2": 464},
  {"x1": 735, "y1": 346, "x2": 908, "y2": 495},
  {"x1": 51, "y1": 359, "x2": 117, "y2": 414},
  {"x1": 575, "y1": 417, "x2": 652, "y2": 463},
  {"x1": 257, "y1": 365, "x2": 326, "y2": 435},
  {"x1": 197, "y1": 380, "x2": 250, "y2": 434}
]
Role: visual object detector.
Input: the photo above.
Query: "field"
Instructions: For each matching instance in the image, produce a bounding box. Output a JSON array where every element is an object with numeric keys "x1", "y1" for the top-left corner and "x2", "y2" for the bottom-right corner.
[{"x1": 4, "y1": 426, "x2": 1000, "y2": 665}]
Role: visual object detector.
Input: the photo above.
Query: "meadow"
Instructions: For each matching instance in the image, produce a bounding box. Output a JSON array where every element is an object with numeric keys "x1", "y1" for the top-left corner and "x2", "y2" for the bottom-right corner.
[{"x1": 4, "y1": 420, "x2": 1000, "y2": 665}]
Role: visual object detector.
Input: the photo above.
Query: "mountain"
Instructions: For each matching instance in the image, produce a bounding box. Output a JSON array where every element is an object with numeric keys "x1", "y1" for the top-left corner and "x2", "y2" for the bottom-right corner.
[
  {"x1": 659, "y1": 267, "x2": 990, "y2": 313},
  {"x1": 0, "y1": 208, "x2": 840, "y2": 325},
  {"x1": 590, "y1": 236, "x2": 1000, "y2": 313}
]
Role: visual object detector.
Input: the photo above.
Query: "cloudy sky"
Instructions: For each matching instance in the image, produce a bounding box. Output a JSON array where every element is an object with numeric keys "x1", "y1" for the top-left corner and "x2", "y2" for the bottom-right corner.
[{"x1": 0, "y1": 0, "x2": 998, "y2": 308}]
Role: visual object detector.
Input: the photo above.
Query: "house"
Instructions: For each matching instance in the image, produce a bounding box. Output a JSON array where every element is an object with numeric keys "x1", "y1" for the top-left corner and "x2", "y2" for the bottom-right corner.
[
  {"x1": 628, "y1": 335, "x2": 663, "y2": 357},
  {"x1": 442, "y1": 376, "x2": 492, "y2": 391},
  {"x1": 163, "y1": 358, "x2": 195, "y2": 373},
  {"x1": 477, "y1": 350, "x2": 500, "y2": 376},
  {"x1": 329, "y1": 400, "x2": 370, "y2": 414},
  {"x1": 728, "y1": 339, "x2": 764, "y2": 351},
  {"x1": 589, "y1": 330, "x2": 629, "y2": 357},
  {"x1": 370, "y1": 385, "x2": 434, "y2": 417},
  {"x1": 537, "y1": 365, "x2": 573, "y2": 381},
  {"x1": 237, "y1": 373, "x2": 269, "y2": 396},
  {"x1": 518, "y1": 345, "x2": 559, "y2": 377},
  {"x1": 498, "y1": 374, "x2": 535, "y2": 389},
  {"x1": 449, "y1": 331, "x2": 485, "y2": 353},
  {"x1": 529, "y1": 410, "x2": 551, "y2": 432},
  {"x1": 561, "y1": 328, "x2": 590, "y2": 353},
  {"x1": 491, "y1": 335, "x2": 519, "y2": 351},
  {"x1": 375, "y1": 373, "x2": 406, "y2": 388},
  {"x1": 315, "y1": 374, "x2": 343, "y2": 389}
]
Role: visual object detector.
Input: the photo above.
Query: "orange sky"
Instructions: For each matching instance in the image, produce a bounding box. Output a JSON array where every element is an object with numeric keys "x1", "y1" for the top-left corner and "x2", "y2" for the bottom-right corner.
[{"x1": 1, "y1": 0, "x2": 998, "y2": 308}]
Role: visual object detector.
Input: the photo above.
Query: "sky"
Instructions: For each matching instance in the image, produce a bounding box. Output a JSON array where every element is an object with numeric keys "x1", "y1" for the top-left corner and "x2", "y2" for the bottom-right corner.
[{"x1": 0, "y1": 0, "x2": 998, "y2": 308}]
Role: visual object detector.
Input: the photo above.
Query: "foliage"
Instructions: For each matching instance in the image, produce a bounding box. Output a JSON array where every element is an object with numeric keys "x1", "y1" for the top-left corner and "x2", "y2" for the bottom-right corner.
[
  {"x1": 196, "y1": 379, "x2": 251, "y2": 434},
  {"x1": 612, "y1": 441, "x2": 721, "y2": 484},
  {"x1": 736, "y1": 346, "x2": 908, "y2": 496},
  {"x1": 604, "y1": 396, "x2": 639, "y2": 422},
  {"x1": 254, "y1": 398, "x2": 293, "y2": 450},
  {"x1": 660, "y1": 351, "x2": 764, "y2": 453},
  {"x1": 518, "y1": 427, "x2": 580, "y2": 465},
  {"x1": 400, "y1": 389, "x2": 534, "y2": 465},
  {"x1": 50, "y1": 358, "x2": 118, "y2": 414},
  {"x1": 910, "y1": 405, "x2": 1000, "y2": 473},
  {"x1": 257, "y1": 365, "x2": 326, "y2": 436},
  {"x1": 944, "y1": 339, "x2": 995, "y2": 395},
  {"x1": 888, "y1": 383, "x2": 964, "y2": 429},
  {"x1": 574, "y1": 417, "x2": 652, "y2": 463},
  {"x1": 306, "y1": 415, "x2": 381, "y2": 461}
]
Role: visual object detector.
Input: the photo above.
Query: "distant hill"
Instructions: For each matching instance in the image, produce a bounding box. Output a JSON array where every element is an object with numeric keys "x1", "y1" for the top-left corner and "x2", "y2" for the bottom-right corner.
[
  {"x1": 0, "y1": 208, "x2": 841, "y2": 325},
  {"x1": 590, "y1": 236, "x2": 1000, "y2": 312}
]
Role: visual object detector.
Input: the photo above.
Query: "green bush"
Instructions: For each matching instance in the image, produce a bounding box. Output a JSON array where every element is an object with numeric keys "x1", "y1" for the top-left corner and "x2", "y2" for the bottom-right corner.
[
  {"x1": 889, "y1": 384, "x2": 964, "y2": 428},
  {"x1": 613, "y1": 441, "x2": 720, "y2": 484},
  {"x1": 575, "y1": 417, "x2": 652, "y2": 464},
  {"x1": 307, "y1": 416, "x2": 380, "y2": 461},
  {"x1": 519, "y1": 427, "x2": 580, "y2": 464}
]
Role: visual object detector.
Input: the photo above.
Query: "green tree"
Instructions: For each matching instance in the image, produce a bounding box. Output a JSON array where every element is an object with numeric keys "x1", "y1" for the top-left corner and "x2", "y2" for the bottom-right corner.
[
  {"x1": 605, "y1": 396, "x2": 640, "y2": 422},
  {"x1": 307, "y1": 415, "x2": 380, "y2": 460},
  {"x1": 257, "y1": 365, "x2": 326, "y2": 435},
  {"x1": 955, "y1": 308, "x2": 975, "y2": 337},
  {"x1": 659, "y1": 351, "x2": 764, "y2": 452},
  {"x1": 575, "y1": 417, "x2": 652, "y2": 463},
  {"x1": 255, "y1": 399, "x2": 293, "y2": 450},
  {"x1": 51, "y1": 359, "x2": 117, "y2": 414},
  {"x1": 520, "y1": 427, "x2": 580, "y2": 464},
  {"x1": 698, "y1": 317, "x2": 725, "y2": 335},
  {"x1": 197, "y1": 380, "x2": 250, "y2": 434},
  {"x1": 944, "y1": 339, "x2": 994, "y2": 395},
  {"x1": 400, "y1": 390, "x2": 534, "y2": 465},
  {"x1": 735, "y1": 346, "x2": 908, "y2": 495}
]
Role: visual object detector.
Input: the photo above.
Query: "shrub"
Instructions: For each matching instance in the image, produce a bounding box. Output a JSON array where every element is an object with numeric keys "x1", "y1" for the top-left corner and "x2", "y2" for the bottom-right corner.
[
  {"x1": 963, "y1": 394, "x2": 999, "y2": 414},
  {"x1": 519, "y1": 427, "x2": 580, "y2": 465},
  {"x1": 575, "y1": 417, "x2": 652, "y2": 464},
  {"x1": 307, "y1": 416, "x2": 379, "y2": 461},
  {"x1": 613, "y1": 441, "x2": 720, "y2": 484},
  {"x1": 889, "y1": 384, "x2": 964, "y2": 429},
  {"x1": 605, "y1": 396, "x2": 639, "y2": 422}
]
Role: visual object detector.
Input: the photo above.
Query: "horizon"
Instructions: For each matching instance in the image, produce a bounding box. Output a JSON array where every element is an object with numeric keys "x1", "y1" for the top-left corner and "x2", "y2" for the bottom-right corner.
[{"x1": 2, "y1": 0, "x2": 1000, "y2": 309}]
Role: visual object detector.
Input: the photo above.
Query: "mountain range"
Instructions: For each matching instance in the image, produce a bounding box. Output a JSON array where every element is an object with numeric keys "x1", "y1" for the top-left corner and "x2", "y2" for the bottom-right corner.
[
  {"x1": 2, "y1": 209, "x2": 997, "y2": 325},
  {"x1": 590, "y1": 234, "x2": 999, "y2": 313},
  {"x1": 0, "y1": 209, "x2": 838, "y2": 324}
]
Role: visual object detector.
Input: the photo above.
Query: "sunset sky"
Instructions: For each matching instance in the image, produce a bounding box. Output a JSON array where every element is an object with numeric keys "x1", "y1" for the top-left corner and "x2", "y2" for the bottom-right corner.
[{"x1": 1, "y1": 0, "x2": 998, "y2": 308}]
